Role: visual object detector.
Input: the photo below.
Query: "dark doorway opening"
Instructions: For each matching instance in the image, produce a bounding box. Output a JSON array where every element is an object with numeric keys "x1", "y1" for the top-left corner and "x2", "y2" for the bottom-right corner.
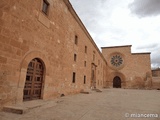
[
  {"x1": 113, "y1": 76, "x2": 121, "y2": 88},
  {"x1": 91, "y1": 63, "x2": 97, "y2": 89}
]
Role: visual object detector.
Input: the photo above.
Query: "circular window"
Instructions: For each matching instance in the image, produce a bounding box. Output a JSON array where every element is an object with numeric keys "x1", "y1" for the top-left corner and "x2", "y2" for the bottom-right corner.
[{"x1": 110, "y1": 55, "x2": 123, "y2": 67}]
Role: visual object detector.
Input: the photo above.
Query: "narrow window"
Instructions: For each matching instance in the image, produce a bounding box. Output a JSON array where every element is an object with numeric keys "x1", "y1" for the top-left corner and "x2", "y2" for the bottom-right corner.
[
  {"x1": 84, "y1": 76, "x2": 86, "y2": 84},
  {"x1": 84, "y1": 61, "x2": 86, "y2": 67},
  {"x1": 91, "y1": 70, "x2": 94, "y2": 80},
  {"x1": 75, "y1": 35, "x2": 78, "y2": 45},
  {"x1": 42, "y1": 0, "x2": 50, "y2": 15},
  {"x1": 85, "y1": 46, "x2": 87, "y2": 53},
  {"x1": 93, "y1": 54, "x2": 95, "y2": 61},
  {"x1": 74, "y1": 54, "x2": 77, "y2": 62},
  {"x1": 93, "y1": 51, "x2": 95, "y2": 61},
  {"x1": 72, "y1": 72, "x2": 76, "y2": 83}
]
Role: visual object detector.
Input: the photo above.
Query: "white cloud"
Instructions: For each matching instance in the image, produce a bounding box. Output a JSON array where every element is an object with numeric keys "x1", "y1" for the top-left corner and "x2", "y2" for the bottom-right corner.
[{"x1": 69, "y1": 0, "x2": 160, "y2": 68}]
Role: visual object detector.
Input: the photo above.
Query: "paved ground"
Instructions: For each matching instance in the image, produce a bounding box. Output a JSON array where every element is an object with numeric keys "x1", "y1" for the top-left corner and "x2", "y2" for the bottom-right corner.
[{"x1": 0, "y1": 89, "x2": 160, "y2": 120}]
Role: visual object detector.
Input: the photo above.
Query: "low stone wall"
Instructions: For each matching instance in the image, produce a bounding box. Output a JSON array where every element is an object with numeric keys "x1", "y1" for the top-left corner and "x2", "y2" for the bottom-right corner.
[{"x1": 152, "y1": 77, "x2": 160, "y2": 89}]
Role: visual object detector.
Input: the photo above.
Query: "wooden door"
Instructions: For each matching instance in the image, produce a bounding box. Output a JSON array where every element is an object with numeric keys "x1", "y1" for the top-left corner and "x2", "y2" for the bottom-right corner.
[
  {"x1": 113, "y1": 76, "x2": 121, "y2": 88},
  {"x1": 91, "y1": 63, "x2": 96, "y2": 89},
  {"x1": 23, "y1": 58, "x2": 44, "y2": 101}
]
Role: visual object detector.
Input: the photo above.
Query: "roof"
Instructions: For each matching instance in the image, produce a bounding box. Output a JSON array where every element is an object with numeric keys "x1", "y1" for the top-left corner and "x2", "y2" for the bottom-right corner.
[
  {"x1": 152, "y1": 68, "x2": 160, "y2": 71},
  {"x1": 63, "y1": 0, "x2": 107, "y2": 64},
  {"x1": 132, "y1": 52, "x2": 151, "y2": 55},
  {"x1": 101, "y1": 45, "x2": 132, "y2": 49}
]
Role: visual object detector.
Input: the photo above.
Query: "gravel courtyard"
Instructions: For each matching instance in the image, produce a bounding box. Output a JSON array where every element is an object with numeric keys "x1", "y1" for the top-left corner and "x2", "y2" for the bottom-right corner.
[{"x1": 0, "y1": 89, "x2": 160, "y2": 120}]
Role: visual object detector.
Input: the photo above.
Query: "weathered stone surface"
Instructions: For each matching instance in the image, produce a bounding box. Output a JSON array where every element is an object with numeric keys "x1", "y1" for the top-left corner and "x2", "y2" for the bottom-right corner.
[
  {"x1": 3, "y1": 106, "x2": 28, "y2": 114},
  {"x1": 152, "y1": 68, "x2": 160, "y2": 77},
  {"x1": 102, "y1": 46, "x2": 152, "y2": 89},
  {"x1": 0, "y1": 56, "x2": 7, "y2": 64},
  {"x1": 0, "y1": 0, "x2": 154, "y2": 112},
  {"x1": 152, "y1": 77, "x2": 160, "y2": 89},
  {"x1": 0, "y1": 0, "x2": 107, "y2": 110}
]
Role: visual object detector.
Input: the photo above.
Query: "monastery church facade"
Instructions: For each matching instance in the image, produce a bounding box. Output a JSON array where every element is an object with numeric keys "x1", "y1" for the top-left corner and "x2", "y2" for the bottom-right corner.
[{"x1": 0, "y1": 0, "x2": 153, "y2": 110}]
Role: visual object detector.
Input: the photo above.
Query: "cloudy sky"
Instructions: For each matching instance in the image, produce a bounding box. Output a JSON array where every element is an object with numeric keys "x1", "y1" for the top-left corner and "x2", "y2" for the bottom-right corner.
[{"x1": 69, "y1": 0, "x2": 160, "y2": 69}]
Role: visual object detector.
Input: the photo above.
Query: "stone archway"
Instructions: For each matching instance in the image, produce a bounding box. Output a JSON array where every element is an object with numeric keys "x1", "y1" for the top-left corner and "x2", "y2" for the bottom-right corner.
[
  {"x1": 91, "y1": 63, "x2": 97, "y2": 89},
  {"x1": 106, "y1": 72, "x2": 126, "y2": 88},
  {"x1": 16, "y1": 51, "x2": 49, "y2": 103},
  {"x1": 113, "y1": 76, "x2": 121, "y2": 88}
]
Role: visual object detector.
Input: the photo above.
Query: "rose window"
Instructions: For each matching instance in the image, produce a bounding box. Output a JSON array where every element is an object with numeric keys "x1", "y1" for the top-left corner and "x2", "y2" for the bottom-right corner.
[{"x1": 110, "y1": 55, "x2": 123, "y2": 67}]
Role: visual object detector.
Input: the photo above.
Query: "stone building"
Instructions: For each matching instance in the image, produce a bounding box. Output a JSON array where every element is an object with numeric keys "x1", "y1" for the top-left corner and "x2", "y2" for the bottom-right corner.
[
  {"x1": 102, "y1": 45, "x2": 152, "y2": 89},
  {"x1": 0, "y1": 0, "x2": 108, "y2": 110},
  {"x1": 152, "y1": 68, "x2": 160, "y2": 77},
  {"x1": 152, "y1": 68, "x2": 160, "y2": 89},
  {"x1": 0, "y1": 0, "x2": 152, "y2": 110}
]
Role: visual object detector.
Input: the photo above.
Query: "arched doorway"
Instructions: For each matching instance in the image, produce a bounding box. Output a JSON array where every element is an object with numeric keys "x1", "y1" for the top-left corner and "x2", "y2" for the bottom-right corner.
[
  {"x1": 91, "y1": 63, "x2": 97, "y2": 89},
  {"x1": 23, "y1": 58, "x2": 44, "y2": 101},
  {"x1": 113, "y1": 76, "x2": 121, "y2": 88}
]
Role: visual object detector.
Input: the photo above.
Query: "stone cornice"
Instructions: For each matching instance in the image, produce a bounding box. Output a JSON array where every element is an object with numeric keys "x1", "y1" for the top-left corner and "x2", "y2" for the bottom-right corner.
[
  {"x1": 132, "y1": 52, "x2": 151, "y2": 55},
  {"x1": 101, "y1": 45, "x2": 132, "y2": 49}
]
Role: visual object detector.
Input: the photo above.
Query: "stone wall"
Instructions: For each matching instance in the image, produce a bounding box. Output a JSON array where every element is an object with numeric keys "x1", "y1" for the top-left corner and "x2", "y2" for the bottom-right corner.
[
  {"x1": 152, "y1": 77, "x2": 160, "y2": 89},
  {"x1": 0, "y1": 0, "x2": 154, "y2": 111},
  {"x1": 102, "y1": 45, "x2": 152, "y2": 89},
  {"x1": 0, "y1": 0, "x2": 107, "y2": 110},
  {"x1": 152, "y1": 68, "x2": 160, "y2": 77}
]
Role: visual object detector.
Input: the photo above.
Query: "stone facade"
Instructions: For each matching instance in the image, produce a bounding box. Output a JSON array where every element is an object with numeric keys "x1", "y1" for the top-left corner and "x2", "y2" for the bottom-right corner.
[
  {"x1": 152, "y1": 68, "x2": 160, "y2": 89},
  {"x1": 102, "y1": 45, "x2": 152, "y2": 89},
  {"x1": 152, "y1": 68, "x2": 160, "y2": 77},
  {"x1": 0, "y1": 0, "x2": 107, "y2": 110},
  {"x1": 0, "y1": 0, "x2": 153, "y2": 110}
]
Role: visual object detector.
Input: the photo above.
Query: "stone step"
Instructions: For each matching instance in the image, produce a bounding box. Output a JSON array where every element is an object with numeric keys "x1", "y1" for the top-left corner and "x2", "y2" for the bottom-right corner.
[
  {"x1": 92, "y1": 88, "x2": 102, "y2": 92},
  {"x1": 3, "y1": 100, "x2": 52, "y2": 114},
  {"x1": 80, "y1": 89, "x2": 91, "y2": 94},
  {"x1": 3, "y1": 106, "x2": 28, "y2": 114},
  {"x1": 80, "y1": 91, "x2": 90, "y2": 94},
  {"x1": 96, "y1": 89, "x2": 102, "y2": 92}
]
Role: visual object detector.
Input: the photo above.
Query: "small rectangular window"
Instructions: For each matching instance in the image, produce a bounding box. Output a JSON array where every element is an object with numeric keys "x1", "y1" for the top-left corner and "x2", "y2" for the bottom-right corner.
[
  {"x1": 91, "y1": 70, "x2": 94, "y2": 80},
  {"x1": 84, "y1": 61, "x2": 86, "y2": 67},
  {"x1": 75, "y1": 35, "x2": 78, "y2": 45},
  {"x1": 85, "y1": 46, "x2": 87, "y2": 53},
  {"x1": 72, "y1": 72, "x2": 76, "y2": 83},
  {"x1": 42, "y1": 0, "x2": 49, "y2": 15},
  {"x1": 84, "y1": 76, "x2": 86, "y2": 84},
  {"x1": 74, "y1": 54, "x2": 77, "y2": 62}
]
